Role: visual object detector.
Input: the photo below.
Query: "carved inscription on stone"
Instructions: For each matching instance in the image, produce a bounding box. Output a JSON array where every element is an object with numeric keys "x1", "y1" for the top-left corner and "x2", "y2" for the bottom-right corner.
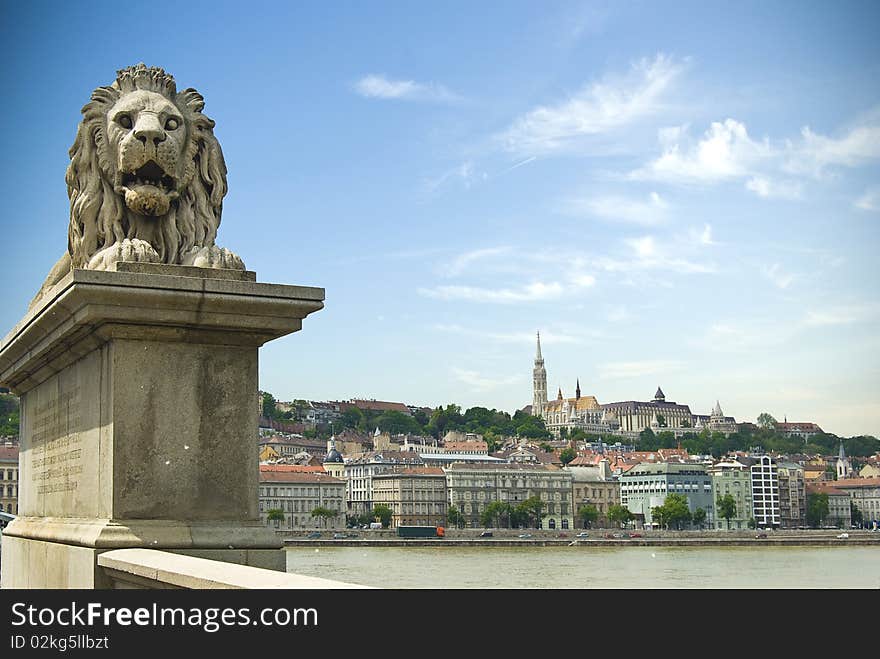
[{"x1": 31, "y1": 388, "x2": 83, "y2": 494}]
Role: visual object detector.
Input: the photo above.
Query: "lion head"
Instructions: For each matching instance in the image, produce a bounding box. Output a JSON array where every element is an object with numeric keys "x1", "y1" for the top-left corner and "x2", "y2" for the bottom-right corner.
[{"x1": 64, "y1": 63, "x2": 243, "y2": 271}]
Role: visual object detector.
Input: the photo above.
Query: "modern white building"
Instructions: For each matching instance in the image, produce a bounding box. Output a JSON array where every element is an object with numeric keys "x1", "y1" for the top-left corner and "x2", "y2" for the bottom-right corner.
[{"x1": 750, "y1": 455, "x2": 781, "y2": 528}]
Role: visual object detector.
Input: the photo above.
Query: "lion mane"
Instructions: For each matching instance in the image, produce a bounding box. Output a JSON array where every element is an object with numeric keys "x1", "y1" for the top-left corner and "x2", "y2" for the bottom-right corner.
[{"x1": 31, "y1": 64, "x2": 242, "y2": 307}]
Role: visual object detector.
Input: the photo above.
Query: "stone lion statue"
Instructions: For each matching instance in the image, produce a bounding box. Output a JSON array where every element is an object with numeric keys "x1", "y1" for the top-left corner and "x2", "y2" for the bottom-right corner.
[{"x1": 32, "y1": 64, "x2": 244, "y2": 305}]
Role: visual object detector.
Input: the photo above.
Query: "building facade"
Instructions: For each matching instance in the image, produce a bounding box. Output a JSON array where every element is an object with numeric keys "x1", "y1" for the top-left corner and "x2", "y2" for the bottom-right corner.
[
  {"x1": 822, "y1": 477, "x2": 880, "y2": 528},
  {"x1": 532, "y1": 332, "x2": 548, "y2": 418},
  {"x1": 750, "y1": 455, "x2": 780, "y2": 528},
  {"x1": 776, "y1": 461, "x2": 807, "y2": 529},
  {"x1": 258, "y1": 467, "x2": 346, "y2": 530},
  {"x1": 0, "y1": 443, "x2": 19, "y2": 515},
  {"x1": 566, "y1": 459, "x2": 620, "y2": 528},
  {"x1": 620, "y1": 461, "x2": 714, "y2": 527},
  {"x1": 602, "y1": 388, "x2": 695, "y2": 434},
  {"x1": 444, "y1": 463, "x2": 574, "y2": 530},
  {"x1": 344, "y1": 450, "x2": 425, "y2": 516},
  {"x1": 709, "y1": 459, "x2": 753, "y2": 530},
  {"x1": 371, "y1": 467, "x2": 447, "y2": 528}
]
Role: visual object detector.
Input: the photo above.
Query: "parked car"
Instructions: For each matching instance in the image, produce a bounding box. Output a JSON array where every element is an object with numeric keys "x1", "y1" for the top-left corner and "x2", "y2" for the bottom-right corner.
[
  {"x1": 479, "y1": 530, "x2": 493, "y2": 538},
  {"x1": 755, "y1": 532, "x2": 768, "y2": 539},
  {"x1": 576, "y1": 531, "x2": 590, "y2": 538},
  {"x1": 306, "y1": 531, "x2": 321, "y2": 539},
  {"x1": 518, "y1": 533, "x2": 533, "y2": 539},
  {"x1": 836, "y1": 532, "x2": 849, "y2": 539},
  {"x1": 333, "y1": 532, "x2": 347, "y2": 539},
  {"x1": 630, "y1": 532, "x2": 643, "y2": 538}
]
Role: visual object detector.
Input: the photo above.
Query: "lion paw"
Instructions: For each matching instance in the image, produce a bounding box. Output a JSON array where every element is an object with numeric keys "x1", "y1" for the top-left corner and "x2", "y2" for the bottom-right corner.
[
  {"x1": 87, "y1": 239, "x2": 161, "y2": 271},
  {"x1": 181, "y1": 245, "x2": 245, "y2": 270}
]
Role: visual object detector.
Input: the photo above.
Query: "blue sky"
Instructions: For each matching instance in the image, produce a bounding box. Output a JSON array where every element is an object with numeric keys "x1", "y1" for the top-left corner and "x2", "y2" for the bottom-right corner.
[{"x1": 1, "y1": 1, "x2": 878, "y2": 438}]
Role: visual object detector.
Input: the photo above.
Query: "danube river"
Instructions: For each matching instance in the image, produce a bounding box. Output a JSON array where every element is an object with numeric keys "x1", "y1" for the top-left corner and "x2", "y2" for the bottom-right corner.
[{"x1": 286, "y1": 545, "x2": 880, "y2": 588}]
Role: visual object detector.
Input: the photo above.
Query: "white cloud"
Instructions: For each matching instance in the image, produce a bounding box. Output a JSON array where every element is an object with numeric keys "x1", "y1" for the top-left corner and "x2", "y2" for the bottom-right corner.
[
  {"x1": 697, "y1": 223, "x2": 715, "y2": 245},
  {"x1": 855, "y1": 187, "x2": 880, "y2": 211},
  {"x1": 598, "y1": 359, "x2": 683, "y2": 379},
  {"x1": 566, "y1": 191, "x2": 668, "y2": 226},
  {"x1": 499, "y1": 53, "x2": 685, "y2": 154},
  {"x1": 440, "y1": 246, "x2": 512, "y2": 277},
  {"x1": 354, "y1": 74, "x2": 459, "y2": 102},
  {"x1": 762, "y1": 263, "x2": 796, "y2": 289},
  {"x1": 803, "y1": 304, "x2": 875, "y2": 327},
  {"x1": 418, "y1": 281, "x2": 566, "y2": 303},
  {"x1": 787, "y1": 111, "x2": 880, "y2": 176},
  {"x1": 631, "y1": 119, "x2": 771, "y2": 184},
  {"x1": 433, "y1": 324, "x2": 584, "y2": 345},
  {"x1": 451, "y1": 367, "x2": 521, "y2": 392},
  {"x1": 745, "y1": 176, "x2": 803, "y2": 200}
]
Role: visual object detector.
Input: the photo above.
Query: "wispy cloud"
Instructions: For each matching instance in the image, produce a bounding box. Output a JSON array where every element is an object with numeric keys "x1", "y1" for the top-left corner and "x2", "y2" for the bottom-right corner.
[
  {"x1": 786, "y1": 109, "x2": 880, "y2": 177},
  {"x1": 592, "y1": 234, "x2": 716, "y2": 275},
  {"x1": 855, "y1": 186, "x2": 880, "y2": 211},
  {"x1": 598, "y1": 359, "x2": 683, "y2": 379},
  {"x1": 762, "y1": 263, "x2": 796, "y2": 289},
  {"x1": 439, "y1": 246, "x2": 512, "y2": 277},
  {"x1": 418, "y1": 282, "x2": 567, "y2": 304},
  {"x1": 691, "y1": 223, "x2": 715, "y2": 245},
  {"x1": 451, "y1": 367, "x2": 521, "y2": 392},
  {"x1": 421, "y1": 161, "x2": 484, "y2": 194},
  {"x1": 499, "y1": 53, "x2": 685, "y2": 154},
  {"x1": 803, "y1": 304, "x2": 876, "y2": 327},
  {"x1": 354, "y1": 74, "x2": 460, "y2": 102},
  {"x1": 564, "y1": 191, "x2": 668, "y2": 226},
  {"x1": 433, "y1": 324, "x2": 585, "y2": 345},
  {"x1": 745, "y1": 176, "x2": 803, "y2": 200},
  {"x1": 629, "y1": 118, "x2": 771, "y2": 184}
]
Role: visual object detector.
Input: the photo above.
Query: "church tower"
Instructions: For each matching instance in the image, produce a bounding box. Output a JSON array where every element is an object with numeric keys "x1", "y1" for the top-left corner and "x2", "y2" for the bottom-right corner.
[
  {"x1": 533, "y1": 331, "x2": 548, "y2": 418},
  {"x1": 836, "y1": 440, "x2": 852, "y2": 480}
]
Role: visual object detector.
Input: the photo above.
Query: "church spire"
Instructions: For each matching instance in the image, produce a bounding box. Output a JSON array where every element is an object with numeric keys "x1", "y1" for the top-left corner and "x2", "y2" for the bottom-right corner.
[
  {"x1": 576, "y1": 379, "x2": 581, "y2": 400},
  {"x1": 535, "y1": 331, "x2": 543, "y2": 362},
  {"x1": 532, "y1": 330, "x2": 548, "y2": 418}
]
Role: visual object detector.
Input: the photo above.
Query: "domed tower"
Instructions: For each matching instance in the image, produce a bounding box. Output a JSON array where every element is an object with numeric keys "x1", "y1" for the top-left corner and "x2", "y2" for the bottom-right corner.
[
  {"x1": 323, "y1": 435, "x2": 345, "y2": 478},
  {"x1": 532, "y1": 331, "x2": 548, "y2": 418}
]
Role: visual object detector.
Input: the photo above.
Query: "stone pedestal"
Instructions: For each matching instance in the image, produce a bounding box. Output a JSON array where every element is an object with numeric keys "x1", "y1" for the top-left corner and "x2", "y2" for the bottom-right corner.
[{"x1": 0, "y1": 263, "x2": 323, "y2": 588}]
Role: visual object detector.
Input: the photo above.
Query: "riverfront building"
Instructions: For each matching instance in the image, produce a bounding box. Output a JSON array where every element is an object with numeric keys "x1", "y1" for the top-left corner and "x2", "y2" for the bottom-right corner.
[
  {"x1": 344, "y1": 450, "x2": 425, "y2": 516},
  {"x1": 372, "y1": 467, "x2": 447, "y2": 528},
  {"x1": 751, "y1": 455, "x2": 781, "y2": 528},
  {"x1": 620, "y1": 462, "x2": 714, "y2": 527},
  {"x1": 708, "y1": 459, "x2": 753, "y2": 530},
  {"x1": 444, "y1": 463, "x2": 574, "y2": 530},
  {"x1": 777, "y1": 461, "x2": 807, "y2": 528},
  {"x1": 0, "y1": 443, "x2": 19, "y2": 515},
  {"x1": 258, "y1": 466, "x2": 346, "y2": 530},
  {"x1": 565, "y1": 458, "x2": 620, "y2": 528}
]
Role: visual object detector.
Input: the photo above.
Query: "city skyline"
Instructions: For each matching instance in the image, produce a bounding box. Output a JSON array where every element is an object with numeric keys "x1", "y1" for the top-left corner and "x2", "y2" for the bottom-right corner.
[{"x1": 1, "y1": 2, "x2": 878, "y2": 438}]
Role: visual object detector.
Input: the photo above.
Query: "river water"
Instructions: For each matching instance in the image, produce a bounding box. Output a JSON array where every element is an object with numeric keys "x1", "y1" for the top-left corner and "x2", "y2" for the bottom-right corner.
[{"x1": 286, "y1": 545, "x2": 880, "y2": 589}]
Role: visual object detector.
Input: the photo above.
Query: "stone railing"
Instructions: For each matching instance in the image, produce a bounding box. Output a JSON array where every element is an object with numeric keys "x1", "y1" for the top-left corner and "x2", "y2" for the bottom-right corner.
[{"x1": 97, "y1": 549, "x2": 370, "y2": 589}]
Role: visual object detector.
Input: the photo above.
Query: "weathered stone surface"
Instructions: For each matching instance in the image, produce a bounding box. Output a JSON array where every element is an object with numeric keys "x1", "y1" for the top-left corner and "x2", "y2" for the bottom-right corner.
[
  {"x1": 1, "y1": 265, "x2": 324, "y2": 587},
  {"x1": 32, "y1": 64, "x2": 245, "y2": 309}
]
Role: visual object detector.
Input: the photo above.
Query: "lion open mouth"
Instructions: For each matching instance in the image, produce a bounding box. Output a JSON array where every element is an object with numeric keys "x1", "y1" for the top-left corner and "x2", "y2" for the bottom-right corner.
[{"x1": 122, "y1": 160, "x2": 176, "y2": 191}]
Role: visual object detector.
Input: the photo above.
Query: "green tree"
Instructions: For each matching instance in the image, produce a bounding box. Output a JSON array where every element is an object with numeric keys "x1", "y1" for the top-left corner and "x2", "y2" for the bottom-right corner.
[
  {"x1": 0, "y1": 393, "x2": 20, "y2": 438},
  {"x1": 447, "y1": 504, "x2": 465, "y2": 529},
  {"x1": 372, "y1": 504, "x2": 393, "y2": 529},
  {"x1": 577, "y1": 505, "x2": 599, "y2": 529},
  {"x1": 375, "y1": 409, "x2": 424, "y2": 435},
  {"x1": 311, "y1": 506, "x2": 338, "y2": 529},
  {"x1": 266, "y1": 508, "x2": 285, "y2": 526},
  {"x1": 261, "y1": 392, "x2": 278, "y2": 419},
  {"x1": 806, "y1": 492, "x2": 830, "y2": 528},
  {"x1": 717, "y1": 494, "x2": 737, "y2": 530},
  {"x1": 341, "y1": 406, "x2": 364, "y2": 430},
  {"x1": 559, "y1": 447, "x2": 576, "y2": 465},
  {"x1": 757, "y1": 412, "x2": 777, "y2": 430},
  {"x1": 516, "y1": 496, "x2": 544, "y2": 529},
  {"x1": 692, "y1": 508, "x2": 707, "y2": 530},
  {"x1": 607, "y1": 504, "x2": 634, "y2": 528},
  {"x1": 658, "y1": 493, "x2": 692, "y2": 530},
  {"x1": 747, "y1": 517, "x2": 757, "y2": 530},
  {"x1": 481, "y1": 501, "x2": 512, "y2": 528}
]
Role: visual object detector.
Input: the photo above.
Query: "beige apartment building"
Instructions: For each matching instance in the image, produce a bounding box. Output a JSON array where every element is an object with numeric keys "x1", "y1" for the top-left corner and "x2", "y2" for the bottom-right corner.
[
  {"x1": 0, "y1": 443, "x2": 19, "y2": 515},
  {"x1": 259, "y1": 466, "x2": 346, "y2": 530},
  {"x1": 444, "y1": 463, "x2": 574, "y2": 530},
  {"x1": 371, "y1": 467, "x2": 447, "y2": 528}
]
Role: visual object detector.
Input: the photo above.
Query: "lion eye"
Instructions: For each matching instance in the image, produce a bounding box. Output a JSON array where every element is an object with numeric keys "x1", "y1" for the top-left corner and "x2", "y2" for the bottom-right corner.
[
  {"x1": 117, "y1": 114, "x2": 132, "y2": 129},
  {"x1": 165, "y1": 118, "x2": 179, "y2": 131}
]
